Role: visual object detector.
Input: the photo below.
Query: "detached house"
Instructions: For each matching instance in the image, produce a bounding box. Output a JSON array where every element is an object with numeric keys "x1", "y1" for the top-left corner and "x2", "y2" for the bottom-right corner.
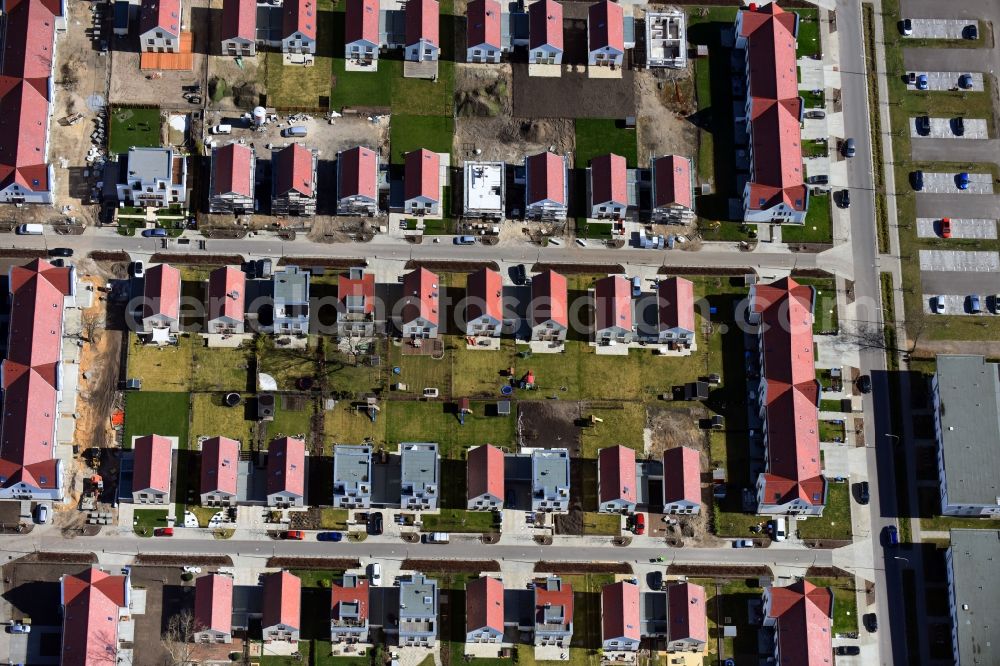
[
  {"x1": 337, "y1": 146, "x2": 379, "y2": 216},
  {"x1": 139, "y1": 0, "x2": 181, "y2": 53},
  {"x1": 598, "y1": 445, "x2": 636, "y2": 514},
  {"x1": 404, "y1": 149, "x2": 441, "y2": 216},
  {"x1": 398, "y1": 574, "x2": 439, "y2": 647},
  {"x1": 209, "y1": 142, "x2": 255, "y2": 214},
  {"x1": 651, "y1": 155, "x2": 694, "y2": 223},
  {"x1": 60, "y1": 568, "x2": 132, "y2": 666},
  {"x1": 263, "y1": 571, "x2": 301, "y2": 643},
  {"x1": 220, "y1": 0, "x2": 256, "y2": 56},
  {"x1": 530, "y1": 269, "x2": 568, "y2": 343},
  {"x1": 467, "y1": 444, "x2": 504, "y2": 510},
  {"x1": 587, "y1": 0, "x2": 624, "y2": 68},
  {"x1": 762, "y1": 581, "x2": 832, "y2": 665},
  {"x1": 116, "y1": 147, "x2": 187, "y2": 207},
  {"x1": 400, "y1": 442, "x2": 440, "y2": 511},
  {"x1": 589, "y1": 153, "x2": 627, "y2": 219},
  {"x1": 467, "y1": 0, "x2": 502, "y2": 63},
  {"x1": 466, "y1": 576, "x2": 504, "y2": 644},
  {"x1": 200, "y1": 436, "x2": 240, "y2": 507},
  {"x1": 594, "y1": 276, "x2": 634, "y2": 345},
  {"x1": 266, "y1": 437, "x2": 305, "y2": 508},
  {"x1": 332, "y1": 444, "x2": 373, "y2": 508},
  {"x1": 273, "y1": 265, "x2": 311, "y2": 335},
  {"x1": 534, "y1": 577, "x2": 573, "y2": 647},
  {"x1": 532, "y1": 448, "x2": 570, "y2": 512},
  {"x1": 466, "y1": 267, "x2": 503, "y2": 338},
  {"x1": 207, "y1": 266, "x2": 246, "y2": 335},
  {"x1": 404, "y1": 0, "x2": 440, "y2": 62},
  {"x1": 336, "y1": 267, "x2": 377, "y2": 338},
  {"x1": 140, "y1": 263, "x2": 181, "y2": 335},
  {"x1": 131, "y1": 434, "x2": 172, "y2": 504},
  {"x1": 666, "y1": 582, "x2": 707, "y2": 653},
  {"x1": 601, "y1": 581, "x2": 641, "y2": 653},
  {"x1": 331, "y1": 574, "x2": 370, "y2": 643},
  {"x1": 656, "y1": 277, "x2": 695, "y2": 348},
  {"x1": 272, "y1": 143, "x2": 318, "y2": 216},
  {"x1": 528, "y1": 0, "x2": 563, "y2": 65},
  {"x1": 400, "y1": 267, "x2": 440, "y2": 339},
  {"x1": 525, "y1": 152, "x2": 568, "y2": 221},
  {"x1": 194, "y1": 574, "x2": 234, "y2": 643},
  {"x1": 282, "y1": 0, "x2": 317, "y2": 54},
  {"x1": 344, "y1": 0, "x2": 379, "y2": 65},
  {"x1": 662, "y1": 446, "x2": 701, "y2": 514}
]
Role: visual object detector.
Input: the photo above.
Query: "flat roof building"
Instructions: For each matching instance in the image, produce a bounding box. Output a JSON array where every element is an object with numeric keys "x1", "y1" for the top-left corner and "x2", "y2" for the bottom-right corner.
[
  {"x1": 463, "y1": 161, "x2": 505, "y2": 219},
  {"x1": 531, "y1": 448, "x2": 570, "y2": 513},
  {"x1": 333, "y1": 444, "x2": 373, "y2": 508},
  {"x1": 945, "y1": 529, "x2": 1000, "y2": 665},
  {"x1": 400, "y1": 442, "x2": 439, "y2": 510},
  {"x1": 398, "y1": 574, "x2": 439, "y2": 647}
]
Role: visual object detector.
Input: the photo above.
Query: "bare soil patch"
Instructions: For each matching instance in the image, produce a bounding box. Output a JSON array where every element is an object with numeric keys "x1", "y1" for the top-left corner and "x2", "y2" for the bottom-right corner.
[
  {"x1": 135, "y1": 554, "x2": 233, "y2": 566},
  {"x1": 150, "y1": 253, "x2": 244, "y2": 265},
  {"x1": 633, "y1": 66, "x2": 698, "y2": 165},
  {"x1": 666, "y1": 565, "x2": 770, "y2": 578},
  {"x1": 454, "y1": 117, "x2": 575, "y2": 164},
  {"x1": 404, "y1": 260, "x2": 501, "y2": 272},
  {"x1": 646, "y1": 404, "x2": 708, "y2": 458},
  {"x1": 531, "y1": 262, "x2": 625, "y2": 275},
  {"x1": 401, "y1": 559, "x2": 501, "y2": 573},
  {"x1": 517, "y1": 401, "x2": 581, "y2": 451},
  {"x1": 534, "y1": 561, "x2": 632, "y2": 574},
  {"x1": 455, "y1": 63, "x2": 513, "y2": 117}
]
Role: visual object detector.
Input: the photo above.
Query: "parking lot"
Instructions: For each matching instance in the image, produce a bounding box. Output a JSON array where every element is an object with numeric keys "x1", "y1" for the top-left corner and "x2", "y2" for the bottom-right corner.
[
  {"x1": 903, "y1": 18, "x2": 980, "y2": 40},
  {"x1": 904, "y1": 71, "x2": 984, "y2": 91},
  {"x1": 922, "y1": 293, "x2": 997, "y2": 315},
  {"x1": 918, "y1": 171, "x2": 994, "y2": 194},
  {"x1": 919, "y1": 249, "x2": 1000, "y2": 272},
  {"x1": 916, "y1": 217, "x2": 997, "y2": 239},
  {"x1": 909, "y1": 116, "x2": 988, "y2": 139}
]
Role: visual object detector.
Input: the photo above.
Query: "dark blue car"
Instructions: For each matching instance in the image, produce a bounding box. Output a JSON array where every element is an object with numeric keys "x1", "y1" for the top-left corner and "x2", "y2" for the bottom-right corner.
[
  {"x1": 317, "y1": 531, "x2": 343, "y2": 542},
  {"x1": 885, "y1": 525, "x2": 899, "y2": 546}
]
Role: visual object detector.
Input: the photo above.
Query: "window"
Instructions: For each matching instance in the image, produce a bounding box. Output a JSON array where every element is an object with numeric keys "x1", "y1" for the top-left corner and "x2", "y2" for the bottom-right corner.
[
  {"x1": 147, "y1": 38, "x2": 154, "y2": 44},
  {"x1": 474, "y1": 49, "x2": 481, "y2": 56}
]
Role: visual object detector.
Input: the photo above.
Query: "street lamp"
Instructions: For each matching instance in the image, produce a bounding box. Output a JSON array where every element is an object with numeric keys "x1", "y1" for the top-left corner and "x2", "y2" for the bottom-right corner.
[
  {"x1": 885, "y1": 433, "x2": 900, "y2": 445},
  {"x1": 893, "y1": 556, "x2": 909, "y2": 565}
]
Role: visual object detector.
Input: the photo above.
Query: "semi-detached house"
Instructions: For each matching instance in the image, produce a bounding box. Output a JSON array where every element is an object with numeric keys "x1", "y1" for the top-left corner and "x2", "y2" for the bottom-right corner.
[
  {"x1": 466, "y1": 0, "x2": 502, "y2": 63},
  {"x1": 220, "y1": 0, "x2": 255, "y2": 55},
  {"x1": 337, "y1": 146, "x2": 379, "y2": 216},
  {"x1": 331, "y1": 573, "x2": 370, "y2": 643},
  {"x1": 332, "y1": 444, "x2": 373, "y2": 508},
  {"x1": 467, "y1": 444, "x2": 504, "y2": 510},
  {"x1": 131, "y1": 434, "x2": 172, "y2": 504},
  {"x1": 209, "y1": 142, "x2": 255, "y2": 214},
  {"x1": 207, "y1": 266, "x2": 246, "y2": 335},
  {"x1": 344, "y1": 0, "x2": 379, "y2": 64},
  {"x1": 662, "y1": 445, "x2": 701, "y2": 515},
  {"x1": 140, "y1": 263, "x2": 181, "y2": 336},
  {"x1": 404, "y1": 148, "x2": 440, "y2": 215},
  {"x1": 266, "y1": 436, "x2": 305, "y2": 508},
  {"x1": 530, "y1": 269, "x2": 568, "y2": 343},
  {"x1": 272, "y1": 143, "x2": 317, "y2": 216},
  {"x1": 594, "y1": 275, "x2": 634, "y2": 345},
  {"x1": 194, "y1": 574, "x2": 234, "y2": 643},
  {"x1": 282, "y1": 0, "x2": 317, "y2": 54},
  {"x1": 597, "y1": 445, "x2": 636, "y2": 514},
  {"x1": 656, "y1": 277, "x2": 695, "y2": 348}
]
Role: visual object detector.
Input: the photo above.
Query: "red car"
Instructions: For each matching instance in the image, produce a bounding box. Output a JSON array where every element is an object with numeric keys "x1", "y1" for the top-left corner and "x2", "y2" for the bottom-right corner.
[
  {"x1": 940, "y1": 218, "x2": 952, "y2": 238},
  {"x1": 284, "y1": 530, "x2": 305, "y2": 540},
  {"x1": 153, "y1": 527, "x2": 174, "y2": 537},
  {"x1": 633, "y1": 513, "x2": 645, "y2": 535}
]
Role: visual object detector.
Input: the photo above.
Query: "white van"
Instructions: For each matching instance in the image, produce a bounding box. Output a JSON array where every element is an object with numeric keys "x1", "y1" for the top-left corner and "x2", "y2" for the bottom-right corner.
[
  {"x1": 16, "y1": 223, "x2": 43, "y2": 235},
  {"x1": 211, "y1": 124, "x2": 232, "y2": 135},
  {"x1": 426, "y1": 532, "x2": 450, "y2": 544},
  {"x1": 773, "y1": 517, "x2": 787, "y2": 541}
]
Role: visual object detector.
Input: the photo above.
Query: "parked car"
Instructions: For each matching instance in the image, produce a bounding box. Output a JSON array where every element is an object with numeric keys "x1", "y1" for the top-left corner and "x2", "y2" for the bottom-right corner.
[
  {"x1": 963, "y1": 24, "x2": 978, "y2": 40},
  {"x1": 633, "y1": 513, "x2": 645, "y2": 535},
  {"x1": 317, "y1": 532, "x2": 343, "y2": 542},
  {"x1": 806, "y1": 175, "x2": 829, "y2": 185},
  {"x1": 153, "y1": 527, "x2": 174, "y2": 537},
  {"x1": 424, "y1": 532, "x2": 450, "y2": 544},
  {"x1": 940, "y1": 217, "x2": 952, "y2": 238},
  {"x1": 911, "y1": 170, "x2": 924, "y2": 191},
  {"x1": 836, "y1": 189, "x2": 851, "y2": 209},
  {"x1": 142, "y1": 228, "x2": 167, "y2": 237},
  {"x1": 856, "y1": 481, "x2": 870, "y2": 505},
  {"x1": 48, "y1": 247, "x2": 73, "y2": 257},
  {"x1": 916, "y1": 74, "x2": 928, "y2": 90},
  {"x1": 368, "y1": 562, "x2": 382, "y2": 586},
  {"x1": 915, "y1": 115, "x2": 930, "y2": 136},
  {"x1": 958, "y1": 74, "x2": 974, "y2": 89},
  {"x1": 454, "y1": 235, "x2": 476, "y2": 245},
  {"x1": 281, "y1": 125, "x2": 308, "y2": 138},
  {"x1": 841, "y1": 137, "x2": 856, "y2": 157},
  {"x1": 130, "y1": 260, "x2": 145, "y2": 277},
  {"x1": 367, "y1": 511, "x2": 383, "y2": 535},
  {"x1": 732, "y1": 539, "x2": 754, "y2": 548},
  {"x1": 899, "y1": 18, "x2": 913, "y2": 35},
  {"x1": 884, "y1": 525, "x2": 899, "y2": 546},
  {"x1": 931, "y1": 296, "x2": 946, "y2": 314},
  {"x1": 631, "y1": 276, "x2": 642, "y2": 298},
  {"x1": 993, "y1": 294, "x2": 1000, "y2": 315},
  {"x1": 835, "y1": 646, "x2": 861, "y2": 656},
  {"x1": 804, "y1": 110, "x2": 826, "y2": 120},
  {"x1": 856, "y1": 375, "x2": 872, "y2": 394},
  {"x1": 7, "y1": 623, "x2": 30, "y2": 634},
  {"x1": 957, "y1": 172, "x2": 971, "y2": 190},
  {"x1": 182, "y1": 566, "x2": 202, "y2": 574},
  {"x1": 772, "y1": 517, "x2": 786, "y2": 541},
  {"x1": 864, "y1": 613, "x2": 878, "y2": 633},
  {"x1": 951, "y1": 117, "x2": 965, "y2": 136},
  {"x1": 35, "y1": 504, "x2": 48, "y2": 524},
  {"x1": 284, "y1": 530, "x2": 305, "y2": 540},
  {"x1": 967, "y1": 294, "x2": 982, "y2": 314}
]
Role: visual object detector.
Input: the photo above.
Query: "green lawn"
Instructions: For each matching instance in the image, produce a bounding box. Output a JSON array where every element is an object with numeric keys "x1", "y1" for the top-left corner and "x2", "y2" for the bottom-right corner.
[
  {"x1": 781, "y1": 194, "x2": 832, "y2": 244},
  {"x1": 320, "y1": 508, "x2": 349, "y2": 529},
  {"x1": 385, "y1": 401, "x2": 516, "y2": 458},
  {"x1": 919, "y1": 516, "x2": 1000, "y2": 532},
  {"x1": 392, "y1": 61, "x2": 456, "y2": 116},
  {"x1": 387, "y1": 341, "x2": 454, "y2": 396},
  {"x1": 263, "y1": 44, "x2": 333, "y2": 109},
  {"x1": 819, "y1": 419, "x2": 846, "y2": 442},
  {"x1": 109, "y1": 106, "x2": 161, "y2": 155},
  {"x1": 795, "y1": 277, "x2": 839, "y2": 333},
  {"x1": 330, "y1": 57, "x2": 395, "y2": 109},
  {"x1": 190, "y1": 392, "x2": 255, "y2": 449},
  {"x1": 127, "y1": 334, "x2": 194, "y2": 391},
  {"x1": 390, "y1": 115, "x2": 455, "y2": 163},
  {"x1": 421, "y1": 509, "x2": 496, "y2": 533},
  {"x1": 122, "y1": 391, "x2": 190, "y2": 449},
  {"x1": 324, "y1": 402, "x2": 387, "y2": 450},
  {"x1": 820, "y1": 399, "x2": 849, "y2": 413},
  {"x1": 795, "y1": 10, "x2": 821, "y2": 58},
  {"x1": 575, "y1": 219, "x2": 614, "y2": 239},
  {"x1": 268, "y1": 396, "x2": 314, "y2": 441},
  {"x1": 258, "y1": 340, "x2": 317, "y2": 391},
  {"x1": 186, "y1": 505, "x2": 220, "y2": 528},
  {"x1": 133, "y1": 508, "x2": 169, "y2": 537},
  {"x1": 579, "y1": 403, "x2": 647, "y2": 458},
  {"x1": 796, "y1": 482, "x2": 853, "y2": 540},
  {"x1": 574, "y1": 119, "x2": 638, "y2": 167},
  {"x1": 580, "y1": 512, "x2": 621, "y2": 535},
  {"x1": 808, "y1": 576, "x2": 858, "y2": 634},
  {"x1": 191, "y1": 343, "x2": 250, "y2": 392}
]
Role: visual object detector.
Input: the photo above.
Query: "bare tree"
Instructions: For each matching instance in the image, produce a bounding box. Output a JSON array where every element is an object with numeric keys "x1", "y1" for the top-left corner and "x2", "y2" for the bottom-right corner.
[
  {"x1": 81, "y1": 311, "x2": 104, "y2": 344},
  {"x1": 162, "y1": 608, "x2": 196, "y2": 666}
]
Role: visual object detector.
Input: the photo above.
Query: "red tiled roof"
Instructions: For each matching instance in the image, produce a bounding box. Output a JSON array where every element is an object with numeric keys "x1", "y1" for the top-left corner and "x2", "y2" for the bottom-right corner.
[
  {"x1": 531, "y1": 269, "x2": 568, "y2": 329},
  {"x1": 211, "y1": 143, "x2": 254, "y2": 198},
  {"x1": 467, "y1": 0, "x2": 501, "y2": 49},
  {"x1": 61, "y1": 568, "x2": 129, "y2": 666},
  {"x1": 283, "y1": 0, "x2": 317, "y2": 40},
  {"x1": 402, "y1": 267, "x2": 439, "y2": 326},
  {"x1": 263, "y1": 571, "x2": 301, "y2": 631},
  {"x1": 602, "y1": 581, "x2": 640, "y2": 642},
  {"x1": 332, "y1": 576, "x2": 369, "y2": 622},
  {"x1": 208, "y1": 266, "x2": 246, "y2": 324},
  {"x1": 0, "y1": 259, "x2": 71, "y2": 493},
  {"x1": 195, "y1": 574, "x2": 233, "y2": 635},
  {"x1": 132, "y1": 434, "x2": 172, "y2": 494},
  {"x1": 467, "y1": 576, "x2": 504, "y2": 634},
  {"x1": 657, "y1": 277, "x2": 694, "y2": 332},
  {"x1": 142, "y1": 263, "x2": 181, "y2": 322},
  {"x1": 662, "y1": 446, "x2": 701, "y2": 506},
  {"x1": 345, "y1": 0, "x2": 379, "y2": 44},
  {"x1": 653, "y1": 155, "x2": 692, "y2": 209},
  {"x1": 588, "y1": 0, "x2": 623, "y2": 52},
  {"x1": 594, "y1": 275, "x2": 631, "y2": 333},
  {"x1": 529, "y1": 0, "x2": 563, "y2": 50},
  {"x1": 535, "y1": 578, "x2": 573, "y2": 626},
  {"x1": 467, "y1": 444, "x2": 504, "y2": 502},
  {"x1": 667, "y1": 582, "x2": 707, "y2": 645},
  {"x1": 221, "y1": 0, "x2": 255, "y2": 41},
  {"x1": 274, "y1": 144, "x2": 315, "y2": 197},
  {"x1": 200, "y1": 436, "x2": 240, "y2": 496},
  {"x1": 766, "y1": 580, "x2": 832, "y2": 665},
  {"x1": 526, "y1": 152, "x2": 566, "y2": 206},
  {"x1": 405, "y1": 0, "x2": 439, "y2": 46},
  {"x1": 2, "y1": 0, "x2": 60, "y2": 80},
  {"x1": 338, "y1": 270, "x2": 375, "y2": 314},
  {"x1": 739, "y1": 3, "x2": 799, "y2": 100},
  {"x1": 338, "y1": 146, "x2": 378, "y2": 201},
  {"x1": 467, "y1": 267, "x2": 503, "y2": 323},
  {"x1": 598, "y1": 445, "x2": 636, "y2": 505},
  {"x1": 404, "y1": 149, "x2": 439, "y2": 203},
  {"x1": 753, "y1": 278, "x2": 825, "y2": 508},
  {"x1": 139, "y1": 0, "x2": 181, "y2": 36},
  {"x1": 590, "y1": 153, "x2": 627, "y2": 208},
  {"x1": 267, "y1": 437, "x2": 305, "y2": 498}
]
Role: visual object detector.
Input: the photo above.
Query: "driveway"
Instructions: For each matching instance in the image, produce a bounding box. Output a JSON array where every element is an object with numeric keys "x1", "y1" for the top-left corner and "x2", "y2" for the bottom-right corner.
[
  {"x1": 911, "y1": 138, "x2": 1000, "y2": 165},
  {"x1": 915, "y1": 193, "x2": 1000, "y2": 218}
]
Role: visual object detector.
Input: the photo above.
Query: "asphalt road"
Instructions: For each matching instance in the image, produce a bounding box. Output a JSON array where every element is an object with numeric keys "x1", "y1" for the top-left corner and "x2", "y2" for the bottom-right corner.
[
  {"x1": 902, "y1": 48, "x2": 992, "y2": 74},
  {"x1": 910, "y1": 138, "x2": 1000, "y2": 164},
  {"x1": 915, "y1": 193, "x2": 1000, "y2": 218},
  {"x1": 920, "y1": 271, "x2": 1000, "y2": 294}
]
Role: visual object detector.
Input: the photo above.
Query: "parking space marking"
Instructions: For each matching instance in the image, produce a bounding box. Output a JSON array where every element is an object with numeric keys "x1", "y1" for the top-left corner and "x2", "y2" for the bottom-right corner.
[
  {"x1": 904, "y1": 18, "x2": 979, "y2": 41},
  {"x1": 919, "y1": 249, "x2": 1000, "y2": 272},
  {"x1": 905, "y1": 71, "x2": 984, "y2": 92},
  {"x1": 916, "y1": 217, "x2": 998, "y2": 239},
  {"x1": 918, "y1": 172, "x2": 994, "y2": 194},
  {"x1": 923, "y1": 293, "x2": 996, "y2": 316},
  {"x1": 909, "y1": 117, "x2": 989, "y2": 140}
]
